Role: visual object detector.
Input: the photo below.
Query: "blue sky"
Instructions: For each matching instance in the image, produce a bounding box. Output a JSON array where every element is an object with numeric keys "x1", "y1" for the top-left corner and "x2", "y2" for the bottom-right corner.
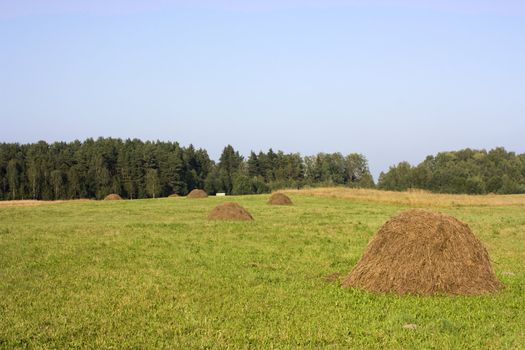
[{"x1": 1, "y1": 1, "x2": 524, "y2": 177}]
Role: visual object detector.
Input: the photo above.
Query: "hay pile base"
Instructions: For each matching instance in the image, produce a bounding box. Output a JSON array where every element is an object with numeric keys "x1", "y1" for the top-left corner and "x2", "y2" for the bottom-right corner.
[
  {"x1": 104, "y1": 194, "x2": 122, "y2": 200},
  {"x1": 208, "y1": 202, "x2": 253, "y2": 221},
  {"x1": 268, "y1": 193, "x2": 293, "y2": 205},
  {"x1": 187, "y1": 189, "x2": 208, "y2": 198},
  {"x1": 343, "y1": 209, "x2": 503, "y2": 295}
]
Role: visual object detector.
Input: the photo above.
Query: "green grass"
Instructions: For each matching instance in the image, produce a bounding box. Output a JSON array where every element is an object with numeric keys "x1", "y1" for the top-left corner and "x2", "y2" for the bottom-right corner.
[{"x1": 1, "y1": 194, "x2": 524, "y2": 349}]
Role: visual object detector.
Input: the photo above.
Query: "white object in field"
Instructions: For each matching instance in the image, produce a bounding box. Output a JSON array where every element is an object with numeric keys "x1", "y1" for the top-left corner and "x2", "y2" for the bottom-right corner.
[{"x1": 216, "y1": 193, "x2": 226, "y2": 196}]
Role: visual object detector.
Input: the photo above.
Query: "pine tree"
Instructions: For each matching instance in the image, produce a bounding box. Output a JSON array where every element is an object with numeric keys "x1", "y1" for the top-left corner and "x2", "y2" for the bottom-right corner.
[{"x1": 218, "y1": 145, "x2": 243, "y2": 194}]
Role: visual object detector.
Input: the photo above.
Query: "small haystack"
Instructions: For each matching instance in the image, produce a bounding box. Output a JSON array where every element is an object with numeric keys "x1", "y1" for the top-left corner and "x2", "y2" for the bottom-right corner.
[
  {"x1": 104, "y1": 194, "x2": 122, "y2": 200},
  {"x1": 208, "y1": 202, "x2": 253, "y2": 221},
  {"x1": 343, "y1": 209, "x2": 503, "y2": 295},
  {"x1": 168, "y1": 194, "x2": 179, "y2": 198},
  {"x1": 268, "y1": 193, "x2": 293, "y2": 205},
  {"x1": 187, "y1": 189, "x2": 208, "y2": 199}
]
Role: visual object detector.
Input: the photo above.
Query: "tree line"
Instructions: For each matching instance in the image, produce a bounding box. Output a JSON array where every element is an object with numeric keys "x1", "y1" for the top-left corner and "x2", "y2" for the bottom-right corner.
[
  {"x1": 2, "y1": 140, "x2": 524, "y2": 200},
  {"x1": 378, "y1": 147, "x2": 525, "y2": 194},
  {"x1": 0, "y1": 138, "x2": 374, "y2": 200}
]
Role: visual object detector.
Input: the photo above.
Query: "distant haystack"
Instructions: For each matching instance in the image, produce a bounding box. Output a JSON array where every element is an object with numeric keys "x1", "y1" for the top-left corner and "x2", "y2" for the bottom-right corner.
[
  {"x1": 268, "y1": 193, "x2": 293, "y2": 205},
  {"x1": 208, "y1": 202, "x2": 253, "y2": 221},
  {"x1": 104, "y1": 194, "x2": 122, "y2": 201},
  {"x1": 168, "y1": 194, "x2": 179, "y2": 198},
  {"x1": 187, "y1": 189, "x2": 208, "y2": 199},
  {"x1": 343, "y1": 209, "x2": 503, "y2": 295}
]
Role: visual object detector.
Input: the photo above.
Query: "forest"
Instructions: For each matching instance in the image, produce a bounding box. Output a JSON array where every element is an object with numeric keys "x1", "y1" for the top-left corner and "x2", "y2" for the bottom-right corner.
[
  {"x1": 0, "y1": 138, "x2": 373, "y2": 200},
  {"x1": 377, "y1": 147, "x2": 525, "y2": 194},
  {"x1": 1, "y1": 139, "x2": 524, "y2": 200}
]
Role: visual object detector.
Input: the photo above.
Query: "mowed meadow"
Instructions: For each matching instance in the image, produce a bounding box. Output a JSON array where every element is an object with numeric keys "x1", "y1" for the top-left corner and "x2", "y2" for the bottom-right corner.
[{"x1": 1, "y1": 189, "x2": 524, "y2": 349}]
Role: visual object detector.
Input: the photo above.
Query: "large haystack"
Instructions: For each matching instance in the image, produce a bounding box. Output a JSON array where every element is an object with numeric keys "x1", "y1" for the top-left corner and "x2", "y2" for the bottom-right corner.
[
  {"x1": 187, "y1": 189, "x2": 208, "y2": 199},
  {"x1": 343, "y1": 209, "x2": 502, "y2": 295},
  {"x1": 208, "y1": 202, "x2": 253, "y2": 221},
  {"x1": 268, "y1": 193, "x2": 293, "y2": 205},
  {"x1": 104, "y1": 194, "x2": 122, "y2": 200}
]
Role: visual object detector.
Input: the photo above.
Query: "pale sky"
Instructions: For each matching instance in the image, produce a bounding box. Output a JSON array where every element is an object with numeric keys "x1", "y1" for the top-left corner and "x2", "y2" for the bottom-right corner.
[{"x1": 1, "y1": 0, "x2": 524, "y2": 177}]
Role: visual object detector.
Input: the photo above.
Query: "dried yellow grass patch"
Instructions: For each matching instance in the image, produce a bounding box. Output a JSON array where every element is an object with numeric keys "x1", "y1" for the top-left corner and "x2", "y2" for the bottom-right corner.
[
  {"x1": 282, "y1": 187, "x2": 525, "y2": 207},
  {"x1": 0, "y1": 199, "x2": 91, "y2": 208}
]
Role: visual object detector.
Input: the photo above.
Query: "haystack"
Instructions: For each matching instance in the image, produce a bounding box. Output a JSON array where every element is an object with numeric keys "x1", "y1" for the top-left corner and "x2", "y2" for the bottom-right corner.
[
  {"x1": 343, "y1": 209, "x2": 502, "y2": 295},
  {"x1": 268, "y1": 193, "x2": 293, "y2": 205},
  {"x1": 168, "y1": 194, "x2": 179, "y2": 198},
  {"x1": 104, "y1": 194, "x2": 122, "y2": 200},
  {"x1": 208, "y1": 202, "x2": 253, "y2": 221},
  {"x1": 187, "y1": 189, "x2": 208, "y2": 198}
]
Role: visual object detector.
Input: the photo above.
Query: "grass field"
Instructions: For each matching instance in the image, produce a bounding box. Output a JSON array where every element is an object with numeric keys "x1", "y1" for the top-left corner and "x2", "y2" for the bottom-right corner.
[{"x1": 1, "y1": 190, "x2": 524, "y2": 349}]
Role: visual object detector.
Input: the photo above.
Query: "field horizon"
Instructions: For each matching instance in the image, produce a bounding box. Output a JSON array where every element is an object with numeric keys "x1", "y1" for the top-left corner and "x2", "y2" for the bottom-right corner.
[{"x1": 3, "y1": 187, "x2": 525, "y2": 208}]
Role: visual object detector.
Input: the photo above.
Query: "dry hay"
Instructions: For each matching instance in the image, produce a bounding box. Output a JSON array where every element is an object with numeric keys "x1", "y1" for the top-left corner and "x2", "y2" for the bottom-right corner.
[
  {"x1": 168, "y1": 194, "x2": 179, "y2": 198},
  {"x1": 343, "y1": 209, "x2": 503, "y2": 295},
  {"x1": 0, "y1": 199, "x2": 90, "y2": 207},
  {"x1": 268, "y1": 193, "x2": 293, "y2": 205},
  {"x1": 104, "y1": 194, "x2": 122, "y2": 200},
  {"x1": 187, "y1": 189, "x2": 208, "y2": 199},
  {"x1": 208, "y1": 202, "x2": 253, "y2": 221}
]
